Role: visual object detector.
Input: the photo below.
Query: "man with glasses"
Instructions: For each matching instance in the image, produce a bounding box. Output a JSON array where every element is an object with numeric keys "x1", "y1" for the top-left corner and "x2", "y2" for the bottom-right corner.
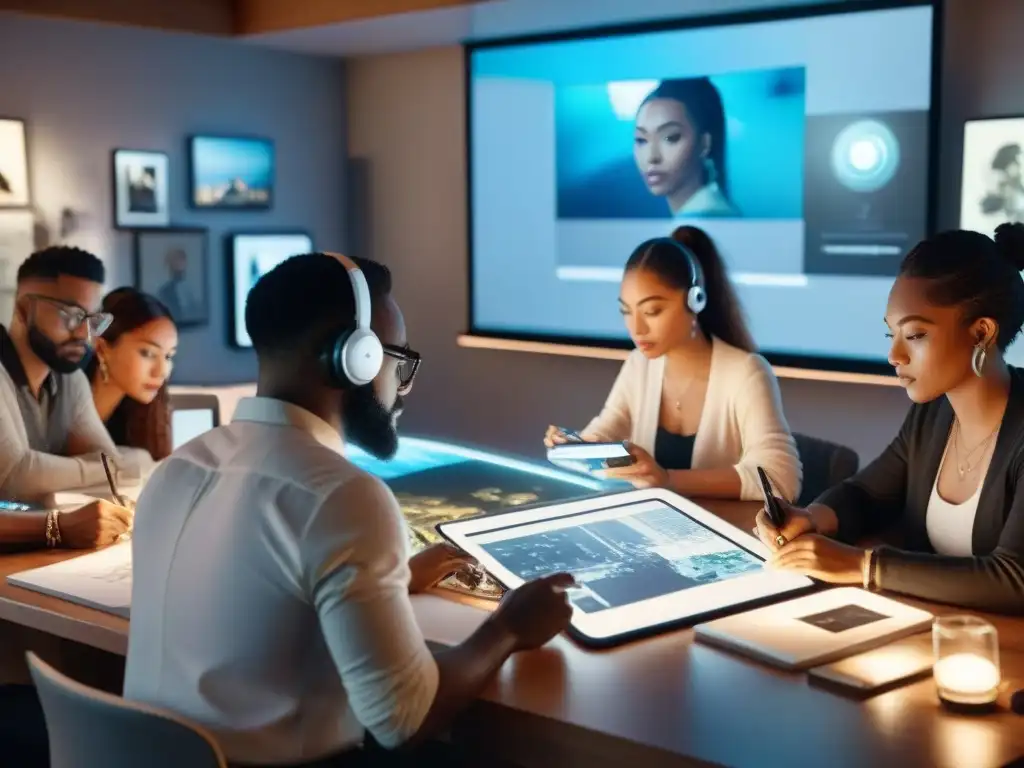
[
  {"x1": 125, "y1": 253, "x2": 572, "y2": 767},
  {"x1": 0, "y1": 246, "x2": 139, "y2": 532},
  {"x1": 0, "y1": 246, "x2": 139, "y2": 768}
]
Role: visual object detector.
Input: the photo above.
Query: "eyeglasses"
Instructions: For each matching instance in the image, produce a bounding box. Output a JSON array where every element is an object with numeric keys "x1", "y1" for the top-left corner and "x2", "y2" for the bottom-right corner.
[
  {"x1": 25, "y1": 294, "x2": 113, "y2": 337},
  {"x1": 383, "y1": 344, "x2": 421, "y2": 394}
]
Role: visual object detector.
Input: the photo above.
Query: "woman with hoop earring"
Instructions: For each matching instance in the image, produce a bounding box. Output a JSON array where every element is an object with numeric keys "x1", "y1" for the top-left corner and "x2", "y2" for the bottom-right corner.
[{"x1": 755, "y1": 223, "x2": 1024, "y2": 614}]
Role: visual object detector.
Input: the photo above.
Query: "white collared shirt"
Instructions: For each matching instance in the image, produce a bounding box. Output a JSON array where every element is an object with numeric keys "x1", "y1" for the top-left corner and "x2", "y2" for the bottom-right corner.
[{"x1": 123, "y1": 397, "x2": 438, "y2": 765}]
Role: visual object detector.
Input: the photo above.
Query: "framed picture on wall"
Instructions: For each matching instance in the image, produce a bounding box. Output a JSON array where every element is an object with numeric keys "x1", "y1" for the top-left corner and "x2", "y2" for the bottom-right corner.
[
  {"x1": 226, "y1": 231, "x2": 313, "y2": 348},
  {"x1": 112, "y1": 149, "x2": 170, "y2": 229},
  {"x1": 960, "y1": 115, "x2": 1024, "y2": 238},
  {"x1": 188, "y1": 135, "x2": 274, "y2": 210},
  {"x1": 134, "y1": 227, "x2": 210, "y2": 328},
  {"x1": 0, "y1": 118, "x2": 30, "y2": 208},
  {"x1": 0, "y1": 210, "x2": 34, "y2": 325}
]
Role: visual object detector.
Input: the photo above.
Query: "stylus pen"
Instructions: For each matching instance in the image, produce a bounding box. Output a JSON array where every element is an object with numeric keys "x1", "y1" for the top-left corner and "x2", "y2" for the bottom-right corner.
[{"x1": 100, "y1": 453, "x2": 129, "y2": 508}]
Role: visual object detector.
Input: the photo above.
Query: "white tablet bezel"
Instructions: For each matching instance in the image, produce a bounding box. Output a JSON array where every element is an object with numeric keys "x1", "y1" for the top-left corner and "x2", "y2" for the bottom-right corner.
[
  {"x1": 438, "y1": 487, "x2": 815, "y2": 645},
  {"x1": 546, "y1": 442, "x2": 630, "y2": 460}
]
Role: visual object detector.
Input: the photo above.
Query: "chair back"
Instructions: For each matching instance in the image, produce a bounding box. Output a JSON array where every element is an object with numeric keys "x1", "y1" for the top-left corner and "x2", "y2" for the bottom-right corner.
[
  {"x1": 27, "y1": 652, "x2": 227, "y2": 768},
  {"x1": 793, "y1": 433, "x2": 859, "y2": 507}
]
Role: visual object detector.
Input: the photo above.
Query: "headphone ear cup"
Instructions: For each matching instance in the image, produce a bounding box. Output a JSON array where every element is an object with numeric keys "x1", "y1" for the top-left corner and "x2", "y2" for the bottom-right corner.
[
  {"x1": 340, "y1": 329, "x2": 384, "y2": 388},
  {"x1": 320, "y1": 333, "x2": 348, "y2": 388},
  {"x1": 687, "y1": 285, "x2": 707, "y2": 314}
]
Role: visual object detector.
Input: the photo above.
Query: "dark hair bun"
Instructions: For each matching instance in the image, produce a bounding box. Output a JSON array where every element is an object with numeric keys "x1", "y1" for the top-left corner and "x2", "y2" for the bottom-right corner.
[{"x1": 994, "y1": 222, "x2": 1024, "y2": 271}]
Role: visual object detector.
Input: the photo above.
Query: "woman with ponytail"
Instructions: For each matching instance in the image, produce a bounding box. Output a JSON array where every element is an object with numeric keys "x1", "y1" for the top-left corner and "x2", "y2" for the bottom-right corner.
[{"x1": 544, "y1": 225, "x2": 801, "y2": 502}]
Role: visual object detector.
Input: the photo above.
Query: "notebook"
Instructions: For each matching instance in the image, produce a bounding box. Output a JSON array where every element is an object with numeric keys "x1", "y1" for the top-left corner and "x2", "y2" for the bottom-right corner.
[{"x1": 693, "y1": 587, "x2": 934, "y2": 670}]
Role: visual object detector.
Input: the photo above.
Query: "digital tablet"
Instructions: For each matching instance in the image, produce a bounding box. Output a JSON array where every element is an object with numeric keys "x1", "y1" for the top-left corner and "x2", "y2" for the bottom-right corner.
[
  {"x1": 546, "y1": 441, "x2": 636, "y2": 474},
  {"x1": 694, "y1": 587, "x2": 934, "y2": 671},
  {"x1": 436, "y1": 488, "x2": 815, "y2": 648}
]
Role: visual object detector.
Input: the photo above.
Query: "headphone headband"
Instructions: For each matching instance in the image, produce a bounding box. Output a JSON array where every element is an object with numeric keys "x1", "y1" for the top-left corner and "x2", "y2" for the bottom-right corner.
[
  {"x1": 666, "y1": 239, "x2": 704, "y2": 294},
  {"x1": 323, "y1": 251, "x2": 371, "y2": 330},
  {"x1": 644, "y1": 237, "x2": 707, "y2": 314},
  {"x1": 320, "y1": 251, "x2": 383, "y2": 388}
]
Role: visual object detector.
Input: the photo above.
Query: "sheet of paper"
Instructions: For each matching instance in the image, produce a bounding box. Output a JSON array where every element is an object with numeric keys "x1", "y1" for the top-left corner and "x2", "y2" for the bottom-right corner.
[{"x1": 7, "y1": 543, "x2": 132, "y2": 618}]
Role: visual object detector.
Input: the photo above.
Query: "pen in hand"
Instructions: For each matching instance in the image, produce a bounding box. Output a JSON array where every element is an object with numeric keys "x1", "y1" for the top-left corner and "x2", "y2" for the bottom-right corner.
[{"x1": 100, "y1": 452, "x2": 129, "y2": 508}]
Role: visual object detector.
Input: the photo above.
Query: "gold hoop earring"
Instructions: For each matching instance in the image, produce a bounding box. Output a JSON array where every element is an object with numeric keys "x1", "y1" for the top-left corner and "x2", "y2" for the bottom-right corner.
[
  {"x1": 971, "y1": 344, "x2": 987, "y2": 378},
  {"x1": 99, "y1": 358, "x2": 110, "y2": 384}
]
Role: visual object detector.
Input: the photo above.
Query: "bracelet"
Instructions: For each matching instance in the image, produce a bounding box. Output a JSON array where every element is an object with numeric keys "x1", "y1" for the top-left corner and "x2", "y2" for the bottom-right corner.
[{"x1": 45, "y1": 509, "x2": 62, "y2": 548}]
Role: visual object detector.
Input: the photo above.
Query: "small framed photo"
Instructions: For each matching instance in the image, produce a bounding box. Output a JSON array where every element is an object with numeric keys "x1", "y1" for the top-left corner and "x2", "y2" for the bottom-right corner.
[
  {"x1": 188, "y1": 135, "x2": 274, "y2": 210},
  {"x1": 0, "y1": 118, "x2": 30, "y2": 208},
  {"x1": 960, "y1": 116, "x2": 1024, "y2": 237},
  {"x1": 113, "y1": 149, "x2": 170, "y2": 229},
  {"x1": 134, "y1": 227, "x2": 209, "y2": 328},
  {"x1": 227, "y1": 231, "x2": 313, "y2": 348}
]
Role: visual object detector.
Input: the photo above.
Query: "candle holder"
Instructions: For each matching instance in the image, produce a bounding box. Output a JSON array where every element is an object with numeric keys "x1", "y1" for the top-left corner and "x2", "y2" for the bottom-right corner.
[{"x1": 932, "y1": 615, "x2": 1000, "y2": 712}]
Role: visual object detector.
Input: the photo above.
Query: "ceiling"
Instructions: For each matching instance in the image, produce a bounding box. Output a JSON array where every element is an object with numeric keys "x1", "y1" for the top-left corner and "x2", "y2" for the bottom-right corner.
[
  {"x1": 242, "y1": 0, "x2": 861, "y2": 57},
  {"x1": 0, "y1": 0, "x2": 869, "y2": 58}
]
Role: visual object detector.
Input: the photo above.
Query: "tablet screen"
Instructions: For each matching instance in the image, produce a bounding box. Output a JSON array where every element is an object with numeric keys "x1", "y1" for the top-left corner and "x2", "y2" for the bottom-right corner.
[{"x1": 439, "y1": 488, "x2": 813, "y2": 644}]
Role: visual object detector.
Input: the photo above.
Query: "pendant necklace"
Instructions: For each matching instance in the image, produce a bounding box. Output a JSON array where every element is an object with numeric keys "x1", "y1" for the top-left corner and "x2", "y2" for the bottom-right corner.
[{"x1": 953, "y1": 418, "x2": 999, "y2": 479}]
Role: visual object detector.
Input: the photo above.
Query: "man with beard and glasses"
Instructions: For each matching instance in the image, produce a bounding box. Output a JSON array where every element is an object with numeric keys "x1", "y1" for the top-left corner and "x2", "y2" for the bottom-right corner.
[
  {"x1": 0, "y1": 245, "x2": 142, "y2": 522},
  {"x1": 124, "y1": 252, "x2": 573, "y2": 768},
  {"x1": 0, "y1": 246, "x2": 138, "y2": 768}
]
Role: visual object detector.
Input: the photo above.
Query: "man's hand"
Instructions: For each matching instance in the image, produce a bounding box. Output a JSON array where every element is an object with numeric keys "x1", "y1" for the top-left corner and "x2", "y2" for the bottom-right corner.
[
  {"x1": 59, "y1": 500, "x2": 133, "y2": 549},
  {"x1": 409, "y1": 543, "x2": 477, "y2": 594},
  {"x1": 490, "y1": 572, "x2": 576, "y2": 652}
]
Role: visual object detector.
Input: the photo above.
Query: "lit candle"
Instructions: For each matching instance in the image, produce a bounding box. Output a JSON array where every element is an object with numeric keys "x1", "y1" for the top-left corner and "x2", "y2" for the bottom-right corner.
[{"x1": 933, "y1": 652, "x2": 1000, "y2": 705}]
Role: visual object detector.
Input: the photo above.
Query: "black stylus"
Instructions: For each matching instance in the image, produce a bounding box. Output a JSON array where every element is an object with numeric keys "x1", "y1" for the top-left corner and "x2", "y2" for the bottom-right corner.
[{"x1": 757, "y1": 466, "x2": 786, "y2": 527}]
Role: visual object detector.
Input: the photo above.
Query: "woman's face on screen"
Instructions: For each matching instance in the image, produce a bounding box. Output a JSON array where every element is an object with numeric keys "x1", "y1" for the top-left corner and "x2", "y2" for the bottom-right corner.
[
  {"x1": 634, "y1": 99, "x2": 704, "y2": 198},
  {"x1": 884, "y1": 276, "x2": 986, "y2": 403},
  {"x1": 619, "y1": 267, "x2": 692, "y2": 359}
]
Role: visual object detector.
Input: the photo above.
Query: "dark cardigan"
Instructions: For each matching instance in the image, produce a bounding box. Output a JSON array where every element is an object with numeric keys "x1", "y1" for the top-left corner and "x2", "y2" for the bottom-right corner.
[{"x1": 816, "y1": 367, "x2": 1024, "y2": 614}]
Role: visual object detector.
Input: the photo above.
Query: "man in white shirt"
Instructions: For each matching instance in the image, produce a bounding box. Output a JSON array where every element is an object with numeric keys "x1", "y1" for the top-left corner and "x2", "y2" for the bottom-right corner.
[{"x1": 124, "y1": 252, "x2": 573, "y2": 767}]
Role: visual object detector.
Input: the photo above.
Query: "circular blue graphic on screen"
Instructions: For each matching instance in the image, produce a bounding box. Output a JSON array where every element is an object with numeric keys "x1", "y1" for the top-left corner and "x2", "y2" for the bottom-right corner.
[{"x1": 830, "y1": 120, "x2": 900, "y2": 193}]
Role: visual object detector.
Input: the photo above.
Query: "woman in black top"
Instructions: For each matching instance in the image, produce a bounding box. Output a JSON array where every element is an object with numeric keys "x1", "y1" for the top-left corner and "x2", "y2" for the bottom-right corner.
[{"x1": 756, "y1": 223, "x2": 1024, "y2": 614}]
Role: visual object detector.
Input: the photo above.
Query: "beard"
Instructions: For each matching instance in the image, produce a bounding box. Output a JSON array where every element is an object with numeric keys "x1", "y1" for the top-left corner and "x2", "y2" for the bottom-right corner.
[
  {"x1": 28, "y1": 326, "x2": 86, "y2": 374},
  {"x1": 342, "y1": 384, "x2": 403, "y2": 460}
]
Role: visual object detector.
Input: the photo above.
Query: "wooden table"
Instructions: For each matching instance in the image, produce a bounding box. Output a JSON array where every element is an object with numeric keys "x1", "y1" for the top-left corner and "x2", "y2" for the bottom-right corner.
[{"x1": 1, "y1": 500, "x2": 1023, "y2": 768}]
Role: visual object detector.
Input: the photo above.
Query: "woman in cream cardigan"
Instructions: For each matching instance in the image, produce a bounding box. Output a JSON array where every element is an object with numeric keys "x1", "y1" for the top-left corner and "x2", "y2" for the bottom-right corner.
[{"x1": 545, "y1": 226, "x2": 801, "y2": 502}]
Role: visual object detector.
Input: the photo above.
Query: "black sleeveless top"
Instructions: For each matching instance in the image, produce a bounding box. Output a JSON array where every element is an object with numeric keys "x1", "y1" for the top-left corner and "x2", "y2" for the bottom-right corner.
[{"x1": 655, "y1": 427, "x2": 697, "y2": 470}]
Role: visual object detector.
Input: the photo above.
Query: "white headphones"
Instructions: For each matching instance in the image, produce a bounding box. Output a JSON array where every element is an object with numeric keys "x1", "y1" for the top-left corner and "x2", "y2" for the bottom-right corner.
[
  {"x1": 321, "y1": 252, "x2": 384, "y2": 388},
  {"x1": 666, "y1": 239, "x2": 707, "y2": 314}
]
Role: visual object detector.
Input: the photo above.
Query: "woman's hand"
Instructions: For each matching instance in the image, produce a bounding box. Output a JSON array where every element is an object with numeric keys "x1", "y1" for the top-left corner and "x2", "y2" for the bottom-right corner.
[
  {"x1": 754, "y1": 498, "x2": 816, "y2": 550},
  {"x1": 543, "y1": 425, "x2": 585, "y2": 448},
  {"x1": 601, "y1": 442, "x2": 669, "y2": 489},
  {"x1": 408, "y1": 543, "x2": 478, "y2": 594},
  {"x1": 768, "y1": 536, "x2": 868, "y2": 584}
]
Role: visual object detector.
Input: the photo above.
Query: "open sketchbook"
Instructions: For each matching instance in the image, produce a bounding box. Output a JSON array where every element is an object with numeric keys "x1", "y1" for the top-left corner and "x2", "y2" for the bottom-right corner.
[
  {"x1": 5, "y1": 544, "x2": 492, "y2": 635},
  {"x1": 7, "y1": 543, "x2": 132, "y2": 618}
]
